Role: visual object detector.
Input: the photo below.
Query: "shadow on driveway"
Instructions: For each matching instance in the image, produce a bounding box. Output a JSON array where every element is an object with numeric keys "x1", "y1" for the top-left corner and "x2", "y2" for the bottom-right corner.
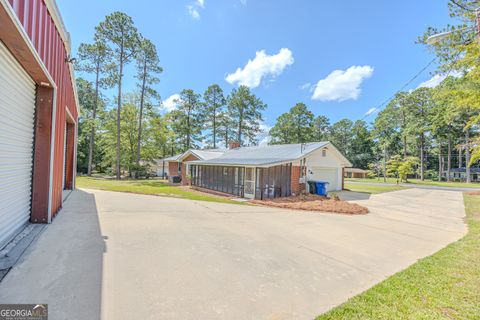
[
  {"x1": 336, "y1": 190, "x2": 372, "y2": 201},
  {"x1": 0, "y1": 190, "x2": 105, "y2": 320}
]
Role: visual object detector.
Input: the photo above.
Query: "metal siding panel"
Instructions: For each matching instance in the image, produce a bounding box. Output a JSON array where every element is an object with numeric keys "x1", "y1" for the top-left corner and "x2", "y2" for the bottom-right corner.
[
  {"x1": 0, "y1": 41, "x2": 36, "y2": 249},
  {"x1": 8, "y1": 0, "x2": 78, "y2": 216},
  {"x1": 28, "y1": 0, "x2": 34, "y2": 41},
  {"x1": 34, "y1": 0, "x2": 41, "y2": 49}
]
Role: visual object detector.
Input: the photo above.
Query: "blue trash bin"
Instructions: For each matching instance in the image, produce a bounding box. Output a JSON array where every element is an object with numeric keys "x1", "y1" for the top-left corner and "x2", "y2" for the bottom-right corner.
[{"x1": 315, "y1": 181, "x2": 329, "y2": 196}]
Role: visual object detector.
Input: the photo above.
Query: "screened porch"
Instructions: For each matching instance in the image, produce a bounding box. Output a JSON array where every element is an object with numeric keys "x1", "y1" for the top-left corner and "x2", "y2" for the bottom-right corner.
[{"x1": 190, "y1": 165, "x2": 245, "y2": 197}]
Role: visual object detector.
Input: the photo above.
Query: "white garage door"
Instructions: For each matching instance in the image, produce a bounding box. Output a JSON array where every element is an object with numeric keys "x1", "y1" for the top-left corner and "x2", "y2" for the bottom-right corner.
[
  {"x1": 308, "y1": 167, "x2": 339, "y2": 191},
  {"x1": 0, "y1": 41, "x2": 36, "y2": 249}
]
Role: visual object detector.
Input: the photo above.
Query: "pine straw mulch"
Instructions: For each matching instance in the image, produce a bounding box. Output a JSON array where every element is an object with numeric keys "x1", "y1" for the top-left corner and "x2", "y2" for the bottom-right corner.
[{"x1": 251, "y1": 194, "x2": 369, "y2": 215}]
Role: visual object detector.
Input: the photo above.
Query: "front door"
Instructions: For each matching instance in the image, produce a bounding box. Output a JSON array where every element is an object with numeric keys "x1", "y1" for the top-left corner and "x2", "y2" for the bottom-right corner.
[{"x1": 244, "y1": 167, "x2": 255, "y2": 199}]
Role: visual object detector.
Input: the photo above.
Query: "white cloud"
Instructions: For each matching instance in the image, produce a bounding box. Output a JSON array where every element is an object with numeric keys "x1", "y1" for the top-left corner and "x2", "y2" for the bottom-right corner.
[
  {"x1": 257, "y1": 122, "x2": 272, "y2": 146},
  {"x1": 225, "y1": 48, "x2": 294, "y2": 88},
  {"x1": 417, "y1": 71, "x2": 463, "y2": 89},
  {"x1": 311, "y1": 65, "x2": 374, "y2": 102},
  {"x1": 187, "y1": 0, "x2": 205, "y2": 19},
  {"x1": 239, "y1": 0, "x2": 247, "y2": 5},
  {"x1": 299, "y1": 82, "x2": 312, "y2": 90},
  {"x1": 162, "y1": 94, "x2": 181, "y2": 111},
  {"x1": 365, "y1": 107, "x2": 378, "y2": 116},
  {"x1": 417, "y1": 74, "x2": 445, "y2": 88},
  {"x1": 187, "y1": 5, "x2": 200, "y2": 19}
]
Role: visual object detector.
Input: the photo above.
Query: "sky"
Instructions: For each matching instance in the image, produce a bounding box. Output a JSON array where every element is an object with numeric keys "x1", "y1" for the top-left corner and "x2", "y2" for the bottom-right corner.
[{"x1": 57, "y1": 0, "x2": 452, "y2": 132}]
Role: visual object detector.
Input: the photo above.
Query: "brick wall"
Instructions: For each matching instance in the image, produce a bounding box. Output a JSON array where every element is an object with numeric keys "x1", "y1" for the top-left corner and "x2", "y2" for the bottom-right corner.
[
  {"x1": 168, "y1": 161, "x2": 180, "y2": 178},
  {"x1": 291, "y1": 166, "x2": 305, "y2": 196},
  {"x1": 181, "y1": 154, "x2": 200, "y2": 185}
]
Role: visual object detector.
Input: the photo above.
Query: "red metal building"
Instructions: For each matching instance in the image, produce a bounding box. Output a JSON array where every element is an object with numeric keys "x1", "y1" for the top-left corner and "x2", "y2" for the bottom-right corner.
[{"x1": 0, "y1": 0, "x2": 78, "y2": 248}]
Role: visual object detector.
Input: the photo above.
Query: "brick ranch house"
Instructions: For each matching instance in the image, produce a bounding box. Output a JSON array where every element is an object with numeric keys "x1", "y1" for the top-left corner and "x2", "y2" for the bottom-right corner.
[
  {"x1": 344, "y1": 167, "x2": 368, "y2": 179},
  {"x1": 164, "y1": 149, "x2": 225, "y2": 184},
  {"x1": 164, "y1": 142, "x2": 351, "y2": 200},
  {"x1": 0, "y1": 0, "x2": 78, "y2": 249}
]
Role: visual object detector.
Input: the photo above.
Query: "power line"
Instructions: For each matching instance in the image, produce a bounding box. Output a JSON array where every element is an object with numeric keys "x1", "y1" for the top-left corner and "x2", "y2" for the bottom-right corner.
[
  {"x1": 449, "y1": 0, "x2": 476, "y2": 12},
  {"x1": 362, "y1": 57, "x2": 437, "y2": 121}
]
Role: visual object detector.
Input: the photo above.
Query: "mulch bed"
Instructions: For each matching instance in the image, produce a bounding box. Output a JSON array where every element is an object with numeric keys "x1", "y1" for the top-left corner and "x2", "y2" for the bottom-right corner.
[{"x1": 251, "y1": 194, "x2": 369, "y2": 215}]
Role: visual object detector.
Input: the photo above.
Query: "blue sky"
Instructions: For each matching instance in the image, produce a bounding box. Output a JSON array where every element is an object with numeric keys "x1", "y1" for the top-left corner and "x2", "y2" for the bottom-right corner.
[{"x1": 58, "y1": 0, "x2": 451, "y2": 130}]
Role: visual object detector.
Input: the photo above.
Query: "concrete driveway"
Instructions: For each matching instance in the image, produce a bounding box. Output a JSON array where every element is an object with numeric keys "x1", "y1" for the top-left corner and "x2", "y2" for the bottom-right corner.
[{"x1": 0, "y1": 188, "x2": 467, "y2": 320}]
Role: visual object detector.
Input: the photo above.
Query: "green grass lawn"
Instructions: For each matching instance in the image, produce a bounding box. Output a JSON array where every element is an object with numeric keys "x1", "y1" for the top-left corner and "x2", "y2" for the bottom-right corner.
[
  {"x1": 344, "y1": 182, "x2": 407, "y2": 194},
  {"x1": 346, "y1": 177, "x2": 480, "y2": 189},
  {"x1": 317, "y1": 192, "x2": 480, "y2": 319},
  {"x1": 76, "y1": 176, "x2": 245, "y2": 205}
]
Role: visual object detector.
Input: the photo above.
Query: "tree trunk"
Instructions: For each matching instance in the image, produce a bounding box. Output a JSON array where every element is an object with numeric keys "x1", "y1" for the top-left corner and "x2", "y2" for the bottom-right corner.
[
  {"x1": 186, "y1": 105, "x2": 191, "y2": 149},
  {"x1": 116, "y1": 49, "x2": 124, "y2": 180},
  {"x1": 438, "y1": 144, "x2": 442, "y2": 182},
  {"x1": 420, "y1": 133, "x2": 425, "y2": 181},
  {"x1": 87, "y1": 61, "x2": 100, "y2": 176},
  {"x1": 458, "y1": 145, "x2": 462, "y2": 169},
  {"x1": 237, "y1": 107, "x2": 244, "y2": 145},
  {"x1": 383, "y1": 145, "x2": 387, "y2": 183},
  {"x1": 135, "y1": 59, "x2": 147, "y2": 169},
  {"x1": 447, "y1": 138, "x2": 451, "y2": 182},
  {"x1": 162, "y1": 145, "x2": 166, "y2": 179},
  {"x1": 212, "y1": 110, "x2": 216, "y2": 149},
  {"x1": 402, "y1": 110, "x2": 407, "y2": 158},
  {"x1": 466, "y1": 129, "x2": 471, "y2": 183},
  {"x1": 224, "y1": 126, "x2": 229, "y2": 148}
]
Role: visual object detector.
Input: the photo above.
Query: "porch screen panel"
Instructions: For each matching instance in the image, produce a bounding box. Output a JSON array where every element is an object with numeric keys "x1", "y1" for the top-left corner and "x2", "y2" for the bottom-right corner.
[
  {"x1": 190, "y1": 165, "x2": 244, "y2": 196},
  {"x1": 255, "y1": 163, "x2": 292, "y2": 200}
]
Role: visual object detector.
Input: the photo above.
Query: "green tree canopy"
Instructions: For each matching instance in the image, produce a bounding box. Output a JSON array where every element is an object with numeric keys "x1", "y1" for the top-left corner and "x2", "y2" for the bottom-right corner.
[
  {"x1": 270, "y1": 102, "x2": 315, "y2": 144},
  {"x1": 227, "y1": 85, "x2": 267, "y2": 145}
]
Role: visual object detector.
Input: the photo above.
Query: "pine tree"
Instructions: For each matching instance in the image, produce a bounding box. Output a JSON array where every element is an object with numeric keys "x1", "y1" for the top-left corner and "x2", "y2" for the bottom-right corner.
[
  {"x1": 227, "y1": 85, "x2": 267, "y2": 145},
  {"x1": 135, "y1": 38, "x2": 162, "y2": 169},
  {"x1": 203, "y1": 84, "x2": 226, "y2": 148},
  {"x1": 95, "y1": 12, "x2": 140, "y2": 179}
]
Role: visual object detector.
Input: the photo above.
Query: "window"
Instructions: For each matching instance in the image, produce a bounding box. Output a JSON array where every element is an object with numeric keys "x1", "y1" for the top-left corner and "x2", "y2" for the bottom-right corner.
[
  {"x1": 223, "y1": 167, "x2": 228, "y2": 175},
  {"x1": 322, "y1": 148, "x2": 327, "y2": 157},
  {"x1": 178, "y1": 162, "x2": 182, "y2": 173}
]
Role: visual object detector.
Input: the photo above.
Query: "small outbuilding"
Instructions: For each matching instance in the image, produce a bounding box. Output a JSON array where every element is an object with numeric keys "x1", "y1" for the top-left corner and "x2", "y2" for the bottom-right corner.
[{"x1": 344, "y1": 168, "x2": 368, "y2": 179}]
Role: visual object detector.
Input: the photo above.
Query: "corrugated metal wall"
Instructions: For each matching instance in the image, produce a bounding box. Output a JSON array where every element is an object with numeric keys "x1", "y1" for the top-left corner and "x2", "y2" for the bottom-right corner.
[
  {"x1": 0, "y1": 40, "x2": 36, "y2": 248},
  {"x1": 8, "y1": 0, "x2": 78, "y2": 216}
]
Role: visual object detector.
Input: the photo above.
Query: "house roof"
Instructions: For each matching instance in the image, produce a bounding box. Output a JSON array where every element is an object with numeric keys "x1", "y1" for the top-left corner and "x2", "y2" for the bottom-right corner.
[
  {"x1": 185, "y1": 149, "x2": 225, "y2": 161},
  {"x1": 159, "y1": 149, "x2": 226, "y2": 163},
  {"x1": 187, "y1": 142, "x2": 351, "y2": 167},
  {"x1": 162, "y1": 154, "x2": 182, "y2": 162}
]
